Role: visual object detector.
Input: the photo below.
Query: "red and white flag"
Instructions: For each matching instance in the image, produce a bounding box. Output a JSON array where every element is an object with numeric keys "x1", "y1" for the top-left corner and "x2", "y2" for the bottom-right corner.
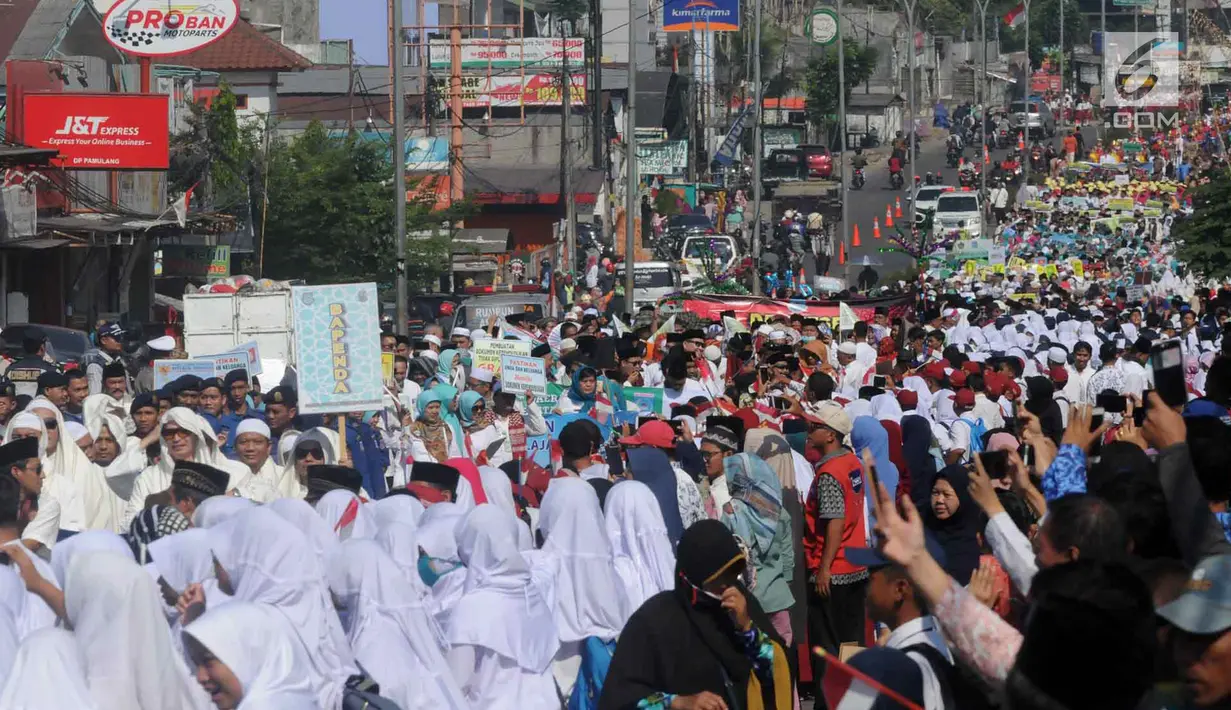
[
  {"x1": 818, "y1": 648, "x2": 924, "y2": 710},
  {"x1": 171, "y1": 182, "x2": 198, "y2": 228},
  {"x1": 1003, "y1": 2, "x2": 1026, "y2": 28}
]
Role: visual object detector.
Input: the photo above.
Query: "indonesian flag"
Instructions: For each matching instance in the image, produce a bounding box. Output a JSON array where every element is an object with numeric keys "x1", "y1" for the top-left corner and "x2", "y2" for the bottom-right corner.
[
  {"x1": 818, "y1": 648, "x2": 924, "y2": 710},
  {"x1": 1003, "y1": 2, "x2": 1026, "y2": 28},
  {"x1": 171, "y1": 183, "x2": 197, "y2": 228}
]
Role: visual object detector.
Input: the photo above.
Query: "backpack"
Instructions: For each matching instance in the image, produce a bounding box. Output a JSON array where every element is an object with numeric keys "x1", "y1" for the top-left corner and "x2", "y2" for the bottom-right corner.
[
  {"x1": 957, "y1": 416, "x2": 989, "y2": 455},
  {"x1": 567, "y1": 637, "x2": 618, "y2": 710},
  {"x1": 905, "y1": 642, "x2": 1000, "y2": 710}
]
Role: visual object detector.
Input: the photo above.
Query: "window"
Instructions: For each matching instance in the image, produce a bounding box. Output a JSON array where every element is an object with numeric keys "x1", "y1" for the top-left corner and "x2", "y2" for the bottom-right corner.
[{"x1": 234, "y1": 94, "x2": 249, "y2": 109}]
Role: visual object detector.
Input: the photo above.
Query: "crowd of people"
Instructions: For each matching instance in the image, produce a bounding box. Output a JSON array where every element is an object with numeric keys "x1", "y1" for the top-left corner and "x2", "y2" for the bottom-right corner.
[{"x1": 0, "y1": 110, "x2": 1228, "y2": 710}]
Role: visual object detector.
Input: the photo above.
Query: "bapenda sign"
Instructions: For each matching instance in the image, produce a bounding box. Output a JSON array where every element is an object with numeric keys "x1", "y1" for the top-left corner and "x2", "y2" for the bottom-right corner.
[
  {"x1": 102, "y1": 0, "x2": 240, "y2": 57},
  {"x1": 20, "y1": 93, "x2": 170, "y2": 170}
]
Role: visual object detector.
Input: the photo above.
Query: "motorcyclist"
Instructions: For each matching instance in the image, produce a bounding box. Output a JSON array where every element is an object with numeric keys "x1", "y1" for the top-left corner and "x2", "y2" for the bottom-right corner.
[
  {"x1": 947, "y1": 132, "x2": 963, "y2": 152},
  {"x1": 851, "y1": 148, "x2": 868, "y2": 170},
  {"x1": 924, "y1": 171, "x2": 935, "y2": 186},
  {"x1": 888, "y1": 154, "x2": 903, "y2": 179}
]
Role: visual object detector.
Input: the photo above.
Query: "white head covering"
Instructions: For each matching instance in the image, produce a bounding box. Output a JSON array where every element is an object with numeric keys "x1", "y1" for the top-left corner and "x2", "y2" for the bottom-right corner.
[
  {"x1": 447, "y1": 505, "x2": 559, "y2": 672},
  {"x1": 265, "y1": 498, "x2": 340, "y2": 575},
  {"x1": 0, "y1": 545, "x2": 57, "y2": 640},
  {"x1": 603, "y1": 480, "x2": 675, "y2": 610},
  {"x1": 368, "y1": 494, "x2": 425, "y2": 530},
  {"x1": 414, "y1": 502, "x2": 468, "y2": 629},
  {"x1": 146, "y1": 529, "x2": 214, "y2": 592},
  {"x1": 869, "y1": 393, "x2": 904, "y2": 423},
  {"x1": 183, "y1": 602, "x2": 317, "y2": 710},
  {"x1": 275, "y1": 427, "x2": 339, "y2": 500},
  {"x1": 477, "y1": 466, "x2": 533, "y2": 550},
  {"x1": 0, "y1": 628, "x2": 98, "y2": 710},
  {"x1": 63, "y1": 551, "x2": 208, "y2": 710},
  {"x1": 19, "y1": 398, "x2": 96, "y2": 537},
  {"x1": 191, "y1": 496, "x2": 255, "y2": 528},
  {"x1": 327, "y1": 539, "x2": 467, "y2": 710},
  {"x1": 65, "y1": 421, "x2": 90, "y2": 444},
  {"x1": 50, "y1": 530, "x2": 132, "y2": 588},
  {"x1": 234, "y1": 419, "x2": 271, "y2": 440},
  {"x1": 208, "y1": 507, "x2": 358, "y2": 710},
  {"x1": 537, "y1": 477, "x2": 629, "y2": 642},
  {"x1": 314, "y1": 489, "x2": 377, "y2": 541}
]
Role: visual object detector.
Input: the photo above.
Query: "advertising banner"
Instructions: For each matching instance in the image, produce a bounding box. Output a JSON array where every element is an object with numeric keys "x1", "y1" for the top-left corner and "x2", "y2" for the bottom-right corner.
[
  {"x1": 102, "y1": 0, "x2": 240, "y2": 57},
  {"x1": 432, "y1": 74, "x2": 587, "y2": 109},
  {"x1": 665, "y1": 294, "x2": 913, "y2": 327},
  {"x1": 637, "y1": 140, "x2": 689, "y2": 176},
  {"x1": 20, "y1": 93, "x2": 170, "y2": 170},
  {"x1": 624, "y1": 386, "x2": 666, "y2": 416},
  {"x1": 224, "y1": 340, "x2": 263, "y2": 376},
  {"x1": 662, "y1": 0, "x2": 740, "y2": 31},
  {"x1": 427, "y1": 37, "x2": 585, "y2": 69},
  {"x1": 153, "y1": 359, "x2": 217, "y2": 389},
  {"x1": 154, "y1": 245, "x2": 231, "y2": 279},
  {"x1": 291, "y1": 283, "x2": 384, "y2": 415}
]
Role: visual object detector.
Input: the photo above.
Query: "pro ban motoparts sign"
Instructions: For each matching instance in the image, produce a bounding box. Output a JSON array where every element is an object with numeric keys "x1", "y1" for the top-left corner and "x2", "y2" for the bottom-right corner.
[
  {"x1": 20, "y1": 93, "x2": 170, "y2": 170},
  {"x1": 102, "y1": 0, "x2": 240, "y2": 57}
]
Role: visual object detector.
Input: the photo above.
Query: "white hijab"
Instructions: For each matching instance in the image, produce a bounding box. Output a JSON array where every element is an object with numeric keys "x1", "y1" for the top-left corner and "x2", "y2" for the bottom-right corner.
[
  {"x1": 191, "y1": 495, "x2": 255, "y2": 528},
  {"x1": 603, "y1": 480, "x2": 676, "y2": 611},
  {"x1": 275, "y1": 427, "x2": 339, "y2": 500},
  {"x1": 447, "y1": 504, "x2": 559, "y2": 672},
  {"x1": 50, "y1": 529, "x2": 132, "y2": 588},
  {"x1": 537, "y1": 477, "x2": 629, "y2": 642},
  {"x1": 368, "y1": 494, "x2": 424, "y2": 530},
  {"x1": 0, "y1": 544, "x2": 57, "y2": 640},
  {"x1": 147, "y1": 529, "x2": 214, "y2": 592},
  {"x1": 374, "y1": 517, "x2": 433, "y2": 604},
  {"x1": 328, "y1": 539, "x2": 467, "y2": 710},
  {"x1": 266, "y1": 497, "x2": 340, "y2": 575},
  {"x1": 63, "y1": 551, "x2": 208, "y2": 710},
  {"x1": 869, "y1": 393, "x2": 904, "y2": 423},
  {"x1": 183, "y1": 601, "x2": 317, "y2": 710},
  {"x1": 0, "y1": 628, "x2": 98, "y2": 710},
  {"x1": 414, "y1": 502, "x2": 468, "y2": 630},
  {"x1": 208, "y1": 507, "x2": 358, "y2": 710},
  {"x1": 314, "y1": 489, "x2": 378, "y2": 541},
  {"x1": 478, "y1": 465, "x2": 533, "y2": 550}
]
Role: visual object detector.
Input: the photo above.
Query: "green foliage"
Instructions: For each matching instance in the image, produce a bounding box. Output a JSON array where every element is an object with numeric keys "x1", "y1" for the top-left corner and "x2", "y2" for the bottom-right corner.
[
  {"x1": 998, "y1": 0, "x2": 1086, "y2": 69},
  {"x1": 654, "y1": 190, "x2": 681, "y2": 217},
  {"x1": 1172, "y1": 171, "x2": 1231, "y2": 281},
  {"x1": 168, "y1": 82, "x2": 255, "y2": 211},
  {"x1": 715, "y1": 24, "x2": 794, "y2": 100},
  {"x1": 803, "y1": 43, "x2": 879, "y2": 141}
]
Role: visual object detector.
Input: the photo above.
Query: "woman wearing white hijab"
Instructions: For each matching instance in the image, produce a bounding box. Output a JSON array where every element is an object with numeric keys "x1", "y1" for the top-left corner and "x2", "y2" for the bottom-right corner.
[
  {"x1": 415, "y1": 502, "x2": 468, "y2": 631},
  {"x1": 183, "y1": 601, "x2": 318, "y2": 710},
  {"x1": 536, "y1": 477, "x2": 630, "y2": 696},
  {"x1": 64, "y1": 551, "x2": 209, "y2": 710},
  {"x1": 207, "y1": 507, "x2": 358, "y2": 709},
  {"x1": 0, "y1": 548, "x2": 57, "y2": 641},
  {"x1": 4, "y1": 411, "x2": 82, "y2": 549},
  {"x1": 314, "y1": 489, "x2": 378, "y2": 541},
  {"x1": 373, "y1": 515, "x2": 434, "y2": 606},
  {"x1": 146, "y1": 528, "x2": 226, "y2": 614},
  {"x1": 275, "y1": 427, "x2": 340, "y2": 500},
  {"x1": 477, "y1": 465, "x2": 533, "y2": 549},
  {"x1": 447, "y1": 504, "x2": 560, "y2": 710},
  {"x1": 328, "y1": 539, "x2": 467, "y2": 710},
  {"x1": 49, "y1": 529, "x2": 132, "y2": 588},
  {"x1": 123, "y1": 408, "x2": 252, "y2": 529},
  {"x1": 0, "y1": 628, "x2": 99, "y2": 710},
  {"x1": 266, "y1": 498, "x2": 340, "y2": 575},
  {"x1": 603, "y1": 480, "x2": 676, "y2": 611},
  {"x1": 368, "y1": 493, "x2": 424, "y2": 529},
  {"x1": 191, "y1": 495, "x2": 256, "y2": 528}
]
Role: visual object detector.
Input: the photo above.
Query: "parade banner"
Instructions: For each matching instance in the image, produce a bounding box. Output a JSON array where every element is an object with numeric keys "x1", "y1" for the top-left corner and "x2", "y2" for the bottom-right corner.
[
  {"x1": 501, "y1": 354, "x2": 548, "y2": 397},
  {"x1": 226, "y1": 340, "x2": 263, "y2": 376},
  {"x1": 624, "y1": 386, "x2": 666, "y2": 416},
  {"x1": 666, "y1": 294, "x2": 912, "y2": 327},
  {"x1": 473, "y1": 340, "x2": 532, "y2": 377},
  {"x1": 153, "y1": 359, "x2": 216, "y2": 389},
  {"x1": 291, "y1": 283, "x2": 383, "y2": 415},
  {"x1": 206, "y1": 352, "x2": 248, "y2": 378}
]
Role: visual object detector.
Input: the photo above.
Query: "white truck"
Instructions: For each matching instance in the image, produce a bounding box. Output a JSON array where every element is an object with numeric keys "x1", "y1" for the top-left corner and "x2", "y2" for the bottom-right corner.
[{"x1": 182, "y1": 290, "x2": 295, "y2": 385}]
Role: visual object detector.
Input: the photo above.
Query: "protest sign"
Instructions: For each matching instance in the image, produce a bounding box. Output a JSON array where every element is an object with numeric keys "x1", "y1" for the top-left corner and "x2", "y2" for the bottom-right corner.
[
  {"x1": 624, "y1": 386, "x2": 666, "y2": 416},
  {"x1": 473, "y1": 339, "x2": 532, "y2": 377},
  {"x1": 500, "y1": 354, "x2": 548, "y2": 397},
  {"x1": 227, "y1": 340, "x2": 263, "y2": 376},
  {"x1": 153, "y1": 359, "x2": 216, "y2": 389},
  {"x1": 291, "y1": 283, "x2": 383, "y2": 415},
  {"x1": 381, "y1": 353, "x2": 394, "y2": 383}
]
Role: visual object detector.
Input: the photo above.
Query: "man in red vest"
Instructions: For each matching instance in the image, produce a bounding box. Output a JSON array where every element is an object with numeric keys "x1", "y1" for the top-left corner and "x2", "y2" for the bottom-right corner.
[{"x1": 801, "y1": 400, "x2": 868, "y2": 696}]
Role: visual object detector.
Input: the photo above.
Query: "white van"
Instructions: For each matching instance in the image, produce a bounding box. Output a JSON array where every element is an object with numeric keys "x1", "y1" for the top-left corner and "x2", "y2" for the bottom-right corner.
[
  {"x1": 678, "y1": 234, "x2": 739, "y2": 288},
  {"x1": 932, "y1": 191, "x2": 984, "y2": 238},
  {"x1": 615, "y1": 261, "x2": 681, "y2": 311}
]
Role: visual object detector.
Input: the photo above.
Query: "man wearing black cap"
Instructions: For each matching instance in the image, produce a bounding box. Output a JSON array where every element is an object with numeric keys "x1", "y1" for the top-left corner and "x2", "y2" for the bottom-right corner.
[
  {"x1": 264, "y1": 386, "x2": 299, "y2": 459},
  {"x1": 5, "y1": 327, "x2": 59, "y2": 398},
  {"x1": 0, "y1": 380, "x2": 17, "y2": 429},
  {"x1": 662, "y1": 347, "x2": 709, "y2": 411},
  {"x1": 36, "y1": 371, "x2": 68, "y2": 409},
  {"x1": 130, "y1": 393, "x2": 160, "y2": 441},
  {"x1": 407, "y1": 461, "x2": 460, "y2": 505},
  {"x1": 305, "y1": 464, "x2": 365, "y2": 505},
  {"x1": 97, "y1": 360, "x2": 130, "y2": 402},
  {"x1": 167, "y1": 461, "x2": 230, "y2": 518},
  {"x1": 0, "y1": 438, "x2": 42, "y2": 504},
  {"x1": 171, "y1": 375, "x2": 203, "y2": 410},
  {"x1": 84, "y1": 321, "x2": 129, "y2": 396}
]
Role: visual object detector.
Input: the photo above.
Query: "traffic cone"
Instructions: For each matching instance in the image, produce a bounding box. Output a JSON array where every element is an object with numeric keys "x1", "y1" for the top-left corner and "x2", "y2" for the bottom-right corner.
[
  {"x1": 873, "y1": 217, "x2": 881, "y2": 239},
  {"x1": 885, "y1": 205, "x2": 894, "y2": 228},
  {"x1": 852, "y1": 224, "x2": 862, "y2": 247},
  {"x1": 895, "y1": 197, "x2": 903, "y2": 217},
  {"x1": 1017, "y1": 132, "x2": 1025, "y2": 151},
  {"x1": 838, "y1": 241, "x2": 846, "y2": 265}
]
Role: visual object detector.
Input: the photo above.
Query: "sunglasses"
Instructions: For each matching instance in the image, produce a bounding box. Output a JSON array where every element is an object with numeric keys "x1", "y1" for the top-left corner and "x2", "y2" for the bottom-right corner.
[
  {"x1": 42, "y1": 419, "x2": 57, "y2": 430},
  {"x1": 163, "y1": 428, "x2": 190, "y2": 440},
  {"x1": 295, "y1": 443, "x2": 325, "y2": 460}
]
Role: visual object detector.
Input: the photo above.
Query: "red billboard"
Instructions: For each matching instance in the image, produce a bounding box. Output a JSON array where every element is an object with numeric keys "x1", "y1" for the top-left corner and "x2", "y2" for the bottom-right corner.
[{"x1": 19, "y1": 93, "x2": 170, "y2": 170}]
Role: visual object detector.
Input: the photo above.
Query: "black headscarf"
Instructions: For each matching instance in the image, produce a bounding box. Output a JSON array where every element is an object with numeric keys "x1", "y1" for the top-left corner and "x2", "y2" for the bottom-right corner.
[
  {"x1": 625, "y1": 447, "x2": 686, "y2": 545},
  {"x1": 599, "y1": 520, "x2": 791, "y2": 710},
  {"x1": 924, "y1": 464, "x2": 983, "y2": 585},
  {"x1": 900, "y1": 414, "x2": 937, "y2": 509},
  {"x1": 1024, "y1": 376, "x2": 1064, "y2": 444}
]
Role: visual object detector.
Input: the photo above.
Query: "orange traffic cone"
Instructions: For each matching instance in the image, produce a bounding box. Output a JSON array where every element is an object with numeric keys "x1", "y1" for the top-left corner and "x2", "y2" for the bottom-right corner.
[
  {"x1": 1017, "y1": 132, "x2": 1025, "y2": 151},
  {"x1": 873, "y1": 217, "x2": 881, "y2": 239},
  {"x1": 885, "y1": 205, "x2": 894, "y2": 228},
  {"x1": 838, "y1": 241, "x2": 846, "y2": 265},
  {"x1": 895, "y1": 197, "x2": 903, "y2": 217},
  {"x1": 852, "y1": 224, "x2": 862, "y2": 247}
]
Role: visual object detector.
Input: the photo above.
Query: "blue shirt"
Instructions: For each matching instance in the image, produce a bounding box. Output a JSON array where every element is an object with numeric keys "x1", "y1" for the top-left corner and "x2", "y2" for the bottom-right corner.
[{"x1": 345, "y1": 420, "x2": 389, "y2": 499}]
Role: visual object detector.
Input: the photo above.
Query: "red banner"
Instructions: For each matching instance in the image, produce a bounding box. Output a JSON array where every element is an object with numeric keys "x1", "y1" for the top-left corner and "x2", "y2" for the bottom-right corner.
[
  {"x1": 19, "y1": 93, "x2": 170, "y2": 170},
  {"x1": 667, "y1": 294, "x2": 913, "y2": 327}
]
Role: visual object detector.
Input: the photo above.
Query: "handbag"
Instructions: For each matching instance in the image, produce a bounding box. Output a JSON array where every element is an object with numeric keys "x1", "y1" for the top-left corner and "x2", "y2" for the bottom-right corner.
[{"x1": 341, "y1": 672, "x2": 402, "y2": 710}]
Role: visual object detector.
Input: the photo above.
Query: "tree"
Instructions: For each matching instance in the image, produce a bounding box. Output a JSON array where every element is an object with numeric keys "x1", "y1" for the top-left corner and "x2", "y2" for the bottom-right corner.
[
  {"x1": 168, "y1": 83, "x2": 254, "y2": 211},
  {"x1": 803, "y1": 44, "x2": 879, "y2": 146},
  {"x1": 1172, "y1": 173, "x2": 1231, "y2": 280},
  {"x1": 715, "y1": 24, "x2": 795, "y2": 103}
]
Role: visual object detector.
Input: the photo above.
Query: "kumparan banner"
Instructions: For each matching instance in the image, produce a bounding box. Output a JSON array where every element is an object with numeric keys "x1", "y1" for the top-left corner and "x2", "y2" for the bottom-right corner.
[{"x1": 291, "y1": 283, "x2": 383, "y2": 414}]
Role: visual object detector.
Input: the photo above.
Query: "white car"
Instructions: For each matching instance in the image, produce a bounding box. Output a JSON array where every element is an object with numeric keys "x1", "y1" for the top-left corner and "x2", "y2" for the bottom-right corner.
[
  {"x1": 911, "y1": 185, "x2": 955, "y2": 226},
  {"x1": 932, "y1": 191, "x2": 983, "y2": 238},
  {"x1": 678, "y1": 234, "x2": 738, "y2": 286}
]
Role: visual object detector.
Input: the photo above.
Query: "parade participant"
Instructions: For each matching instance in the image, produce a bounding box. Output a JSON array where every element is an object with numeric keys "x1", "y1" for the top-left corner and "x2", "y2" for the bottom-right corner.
[
  {"x1": 229, "y1": 419, "x2": 280, "y2": 503},
  {"x1": 62, "y1": 371, "x2": 89, "y2": 425},
  {"x1": 263, "y1": 386, "x2": 299, "y2": 460},
  {"x1": 409, "y1": 390, "x2": 463, "y2": 462},
  {"x1": 36, "y1": 371, "x2": 68, "y2": 410},
  {"x1": 83, "y1": 322, "x2": 129, "y2": 397},
  {"x1": 197, "y1": 377, "x2": 227, "y2": 440},
  {"x1": 604, "y1": 479, "x2": 676, "y2": 610}
]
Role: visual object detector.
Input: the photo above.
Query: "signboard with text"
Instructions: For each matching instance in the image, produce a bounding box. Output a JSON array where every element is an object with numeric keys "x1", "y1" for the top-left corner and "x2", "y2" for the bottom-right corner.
[
  {"x1": 20, "y1": 93, "x2": 170, "y2": 170},
  {"x1": 427, "y1": 37, "x2": 585, "y2": 69},
  {"x1": 662, "y1": 0, "x2": 740, "y2": 31},
  {"x1": 153, "y1": 359, "x2": 217, "y2": 389},
  {"x1": 473, "y1": 339, "x2": 532, "y2": 377},
  {"x1": 500, "y1": 354, "x2": 547, "y2": 397},
  {"x1": 102, "y1": 0, "x2": 239, "y2": 57},
  {"x1": 154, "y1": 245, "x2": 231, "y2": 279},
  {"x1": 431, "y1": 73, "x2": 587, "y2": 109},
  {"x1": 638, "y1": 140, "x2": 689, "y2": 176},
  {"x1": 291, "y1": 283, "x2": 383, "y2": 414}
]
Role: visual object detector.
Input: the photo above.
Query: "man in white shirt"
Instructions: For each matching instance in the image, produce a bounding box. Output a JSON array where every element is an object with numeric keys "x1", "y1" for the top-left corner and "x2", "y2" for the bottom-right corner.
[
  {"x1": 836, "y1": 342, "x2": 868, "y2": 397},
  {"x1": 1119, "y1": 337, "x2": 1153, "y2": 399},
  {"x1": 1066, "y1": 341, "x2": 1096, "y2": 405},
  {"x1": 968, "y1": 371, "x2": 1005, "y2": 430},
  {"x1": 849, "y1": 541, "x2": 955, "y2": 710}
]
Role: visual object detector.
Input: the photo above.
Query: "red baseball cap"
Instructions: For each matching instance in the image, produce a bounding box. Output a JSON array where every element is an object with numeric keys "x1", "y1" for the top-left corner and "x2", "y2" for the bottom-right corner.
[
  {"x1": 984, "y1": 373, "x2": 1006, "y2": 398},
  {"x1": 949, "y1": 370, "x2": 968, "y2": 388},
  {"x1": 920, "y1": 363, "x2": 947, "y2": 382},
  {"x1": 620, "y1": 419, "x2": 677, "y2": 449},
  {"x1": 954, "y1": 388, "x2": 975, "y2": 408},
  {"x1": 1048, "y1": 365, "x2": 1070, "y2": 384},
  {"x1": 896, "y1": 389, "x2": 919, "y2": 409},
  {"x1": 961, "y1": 361, "x2": 983, "y2": 375}
]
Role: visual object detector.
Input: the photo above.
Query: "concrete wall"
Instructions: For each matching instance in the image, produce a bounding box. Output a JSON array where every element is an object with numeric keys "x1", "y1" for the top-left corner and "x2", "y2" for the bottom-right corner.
[
  {"x1": 239, "y1": 0, "x2": 320, "y2": 46},
  {"x1": 461, "y1": 112, "x2": 591, "y2": 165},
  {"x1": 600, "y1": 0, "x2": 657, "y2": 69}
]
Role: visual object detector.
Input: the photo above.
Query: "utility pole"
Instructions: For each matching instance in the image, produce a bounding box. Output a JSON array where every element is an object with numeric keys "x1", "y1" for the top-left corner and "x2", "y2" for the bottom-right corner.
[
  {"x1": 394, "y1": 0, "x2": 408, "y2": 336},
  {"x1": 837, "y1": 0, "x2": 849, "y2": 282},
  {"x1": 902, "y1": 0, "x2": 918, "y2": 219},
  {"x1": 1022, "y1": 0, "x2": 1031, "y2": 184},
  {"x1": 1059, "y1": 0, "x2": 1065, "y2": 131},
  {"x1": 750, "y1": 0, "x2": 764, "y2": 295},
  {"x1": 591, "y1": 0, "x2": 604, "y2": 169},
  {"x1": 450, "y1": 27, "x2": 465, "y2": 208},
  {"x1": 1100, "y1": 0, "x2": 1106, "y2": 140},
  {"x1": 688, "y1": 33, "x2": 698, "y2": 181},
  {"x1": 975, "y1": 0, "x2": 990, "y2": 199},
  {"x1": 623, "y1": 0, "x2": 636, "y2": 305},
  {"x1": 560, "y1": 22, "x2": 577, "y2": 274}
]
